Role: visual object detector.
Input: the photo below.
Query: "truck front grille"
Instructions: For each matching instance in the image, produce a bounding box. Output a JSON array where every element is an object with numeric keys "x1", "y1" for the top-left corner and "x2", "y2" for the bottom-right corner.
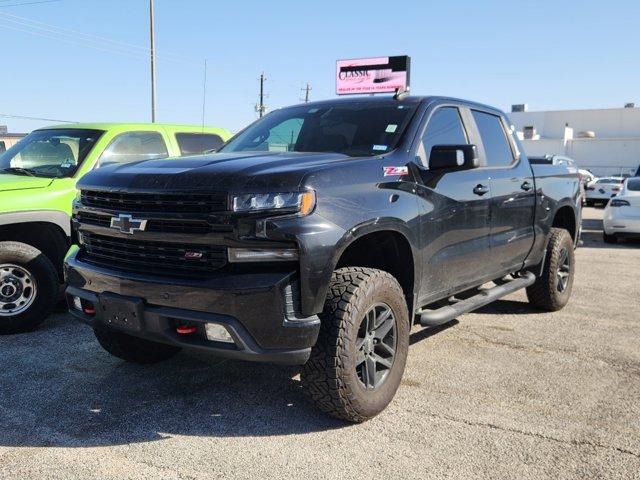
[
  {"x1": 76, "y1": 212, "x2": 220, "y2": 235},
  {"x1": 78, "y1": 232, "x2": 227, "y2": 276},
  {"x1": 80, "y1": 190, "x2": 227, "y2": 214}
]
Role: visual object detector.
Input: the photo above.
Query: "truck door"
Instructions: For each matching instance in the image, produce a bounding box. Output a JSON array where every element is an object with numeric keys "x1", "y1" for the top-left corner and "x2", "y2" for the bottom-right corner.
[
  {"x1": 470, "y1": 109, "x2": 536, "y2": 274},
  {"x1": 412, "y1": 105, "x2": 493, "y2": 304}
]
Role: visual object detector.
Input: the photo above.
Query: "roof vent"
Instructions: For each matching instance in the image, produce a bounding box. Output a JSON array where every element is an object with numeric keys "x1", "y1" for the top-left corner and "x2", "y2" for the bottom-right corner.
[{"x1": 511, "y1": 104, "x2": 528, "y2": 112}]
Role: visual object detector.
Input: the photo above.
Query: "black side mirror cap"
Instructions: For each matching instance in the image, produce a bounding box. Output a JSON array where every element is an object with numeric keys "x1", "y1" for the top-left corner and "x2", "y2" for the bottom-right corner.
[{"x1": 429, "y1": 144, "x2": 479, "y2": 171}]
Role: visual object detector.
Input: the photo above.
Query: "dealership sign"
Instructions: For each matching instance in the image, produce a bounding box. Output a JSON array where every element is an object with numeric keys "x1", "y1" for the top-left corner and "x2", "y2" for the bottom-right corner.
[{"x1": 336, "y1": 56, "x2": 410, "y2": 95}]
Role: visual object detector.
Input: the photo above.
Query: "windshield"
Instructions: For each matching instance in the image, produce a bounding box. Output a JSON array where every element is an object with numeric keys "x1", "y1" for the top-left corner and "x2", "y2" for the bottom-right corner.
[
  {"x1": 220, "y1": 100, "x2": 419, "y2": 157},
  {"x1": 0, "y1": 128, "x2": 104, "y2": 178}
]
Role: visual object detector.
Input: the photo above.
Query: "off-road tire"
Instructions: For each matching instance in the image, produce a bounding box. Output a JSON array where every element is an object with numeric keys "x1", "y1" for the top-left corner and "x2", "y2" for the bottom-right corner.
[
  {"x1": 526, "y1": 228, "x2": 575, "y2": 311},
  {"x1": 0, "y1": 241, "x2": 58, "y2": 334},
  {"x1": 94, "y1": 327, "x2": 181, "y2": 364},
  {"x1": 603, "y1": 232, "x2": 618, "y2": 244},
  {"x1": 585, "y1": 199, "x2": 593, "y2": 207},
  {"x1": 301, "y1": 267, "x2": 409, "y2": 422}
]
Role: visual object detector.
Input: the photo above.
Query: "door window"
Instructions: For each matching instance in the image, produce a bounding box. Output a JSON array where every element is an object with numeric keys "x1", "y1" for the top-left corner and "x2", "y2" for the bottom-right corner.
[
  {"x1": 176, "y1": 133, "x2": 225, "y2": 155},
  {"x1": 98, "y1": 131, "x2": 168, "y2": 166},
  {"x1": 471, "y1": 111, "x2": 514, "y2": 167},
  {"x1": 420, "y1": 107, "x2": 468, "y2": 167}
]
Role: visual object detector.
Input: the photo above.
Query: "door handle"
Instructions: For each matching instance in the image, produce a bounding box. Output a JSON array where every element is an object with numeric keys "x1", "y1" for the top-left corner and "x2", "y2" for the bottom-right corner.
[
  {"x1": 473, "y1": 184, "x2": 489, "y2": 196},
  {"x1": 521, "y1": 181, "x2": 532, "y2": 191}
]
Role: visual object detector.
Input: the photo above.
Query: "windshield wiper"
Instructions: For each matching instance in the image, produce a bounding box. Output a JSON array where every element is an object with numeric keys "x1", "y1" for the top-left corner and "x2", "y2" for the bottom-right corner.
[{"x1": 2, "y1": 167, "x2": 39, "y2": 177}]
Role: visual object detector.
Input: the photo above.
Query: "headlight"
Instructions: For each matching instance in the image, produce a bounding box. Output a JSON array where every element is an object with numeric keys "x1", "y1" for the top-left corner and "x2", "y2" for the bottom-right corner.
[{"x1": 232, "y1": 190, "x2": 315, "y2": 216}]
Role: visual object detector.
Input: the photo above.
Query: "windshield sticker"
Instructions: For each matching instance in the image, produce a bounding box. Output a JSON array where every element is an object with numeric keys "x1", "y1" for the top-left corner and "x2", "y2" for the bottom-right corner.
[
  {"x1": 372, "y1": 144, "x2": 388, "y2": 151},
  {"x1": 383, "y1": 166, "x2": 409, "y2": 176},
  {"x1": 308, "y1": 108, "x2": 319, "y2": 113},
  {"x1": 385, "y1": 124, "x2": 398, "y2": 133}
]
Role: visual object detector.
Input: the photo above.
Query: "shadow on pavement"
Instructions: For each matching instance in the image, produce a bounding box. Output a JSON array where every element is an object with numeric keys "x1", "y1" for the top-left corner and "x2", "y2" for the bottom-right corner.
[{"x1": 0, "y1": 315, "x2": 346, "y2": 448}]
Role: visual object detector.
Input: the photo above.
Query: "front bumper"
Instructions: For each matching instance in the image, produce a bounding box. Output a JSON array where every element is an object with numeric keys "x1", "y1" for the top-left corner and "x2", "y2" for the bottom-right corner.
[{"x1": 64, "y1": 248, "x2": 320, "y2": 365}]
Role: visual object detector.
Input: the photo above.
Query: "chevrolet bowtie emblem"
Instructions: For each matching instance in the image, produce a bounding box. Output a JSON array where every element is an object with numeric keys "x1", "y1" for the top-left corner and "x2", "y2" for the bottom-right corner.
[{"x1": 110, "y1": 214, "x2": 147, "y2": 235}]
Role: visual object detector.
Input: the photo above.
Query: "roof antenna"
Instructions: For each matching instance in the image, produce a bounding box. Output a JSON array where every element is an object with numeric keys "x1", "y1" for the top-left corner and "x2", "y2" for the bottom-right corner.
[{"x1": 394, "y1": 86, "x2": 410, "y2": 100}]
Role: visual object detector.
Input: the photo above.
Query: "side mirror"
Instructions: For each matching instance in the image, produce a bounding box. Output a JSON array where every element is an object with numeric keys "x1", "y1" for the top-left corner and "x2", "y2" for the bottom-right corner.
[{"x1": 429, "y1": 144, "x2": 479, "y2": 171}]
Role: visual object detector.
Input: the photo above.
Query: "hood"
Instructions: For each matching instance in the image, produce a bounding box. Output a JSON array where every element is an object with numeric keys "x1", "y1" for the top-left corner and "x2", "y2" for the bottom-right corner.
[
  {"x1": 78, "y1": 151, "x2": 357, "y2": 192},
  {"x1": 0, "y1": 173, "x2": 54, "y2": 192}
]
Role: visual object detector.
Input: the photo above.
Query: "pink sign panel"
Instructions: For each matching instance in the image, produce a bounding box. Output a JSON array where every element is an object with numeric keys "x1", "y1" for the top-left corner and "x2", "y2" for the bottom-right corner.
[{"x1": 336, "y1": 56, "x2": 410, "y2": 95}]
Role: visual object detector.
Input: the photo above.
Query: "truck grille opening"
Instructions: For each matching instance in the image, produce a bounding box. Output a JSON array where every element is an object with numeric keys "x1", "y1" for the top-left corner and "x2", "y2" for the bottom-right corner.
[
  {"x1": 80, "y1": 190, "x2": 227, "y2": 214},
  {"x1": 78, "y1": 232, "x2": 227, "y2": 276},
  {"x1": 76, "y1": 212, "x2": 221, "y2": 235}
]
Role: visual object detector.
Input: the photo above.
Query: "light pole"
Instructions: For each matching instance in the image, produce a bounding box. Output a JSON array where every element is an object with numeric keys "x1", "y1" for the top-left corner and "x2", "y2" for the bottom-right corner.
[{"x1": 149, "y1": 0, "x2": 157, "y2": 122}]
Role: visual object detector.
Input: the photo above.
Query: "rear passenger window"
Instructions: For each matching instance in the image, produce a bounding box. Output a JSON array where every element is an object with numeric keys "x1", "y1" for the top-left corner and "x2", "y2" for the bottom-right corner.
[
  {"x1": 99, "y1": 131, "x2": 168, "y2": 166},
  {"x1": 176, "y1": 133, "x2": 225, "y2": 155},
  {"x1": 421, "y1": 107, "x2": 468, "y2": 165},
  {"x1": 472, "y1": 110, "x2": 514, "y2": 167}
]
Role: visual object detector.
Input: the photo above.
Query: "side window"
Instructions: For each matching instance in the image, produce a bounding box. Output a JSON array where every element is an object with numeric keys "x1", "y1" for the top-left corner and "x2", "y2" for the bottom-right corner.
[
  {"x1": 420, "y1": 107, "x2": 468, "y2": 166},
  {"x1": 98, "y1": 131, "x2": 168, "y2": 167},
  {"x1": 175, "y1": 133, "x2": 224, "y2": 155},
  {"x1": 472, "y1": 110, "x2": 514, "y2": 167}
]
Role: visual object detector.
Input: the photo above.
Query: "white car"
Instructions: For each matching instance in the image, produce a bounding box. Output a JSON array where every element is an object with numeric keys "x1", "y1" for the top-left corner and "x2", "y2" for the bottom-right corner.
[
  {"x1": 585, "y1": 177, "x2": 625, "y2": 206},
  {"x1": 603, "y1": 177, "x2": 640, "y2": 243}
]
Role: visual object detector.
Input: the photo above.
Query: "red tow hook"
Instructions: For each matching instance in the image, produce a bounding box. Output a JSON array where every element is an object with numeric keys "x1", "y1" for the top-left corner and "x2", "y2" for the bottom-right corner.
[
  {"x1": 176, "y1": 325, "x2": 197, "y2": 335},
  {"x1": 83, "y1": 306, "x2": 96, "y2": 315}
]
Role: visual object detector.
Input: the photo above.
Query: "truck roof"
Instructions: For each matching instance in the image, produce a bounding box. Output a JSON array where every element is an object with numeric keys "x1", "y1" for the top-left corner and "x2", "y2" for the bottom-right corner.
[{"x1": 36, "y1": 122, "x2": 230, "y2": 135}]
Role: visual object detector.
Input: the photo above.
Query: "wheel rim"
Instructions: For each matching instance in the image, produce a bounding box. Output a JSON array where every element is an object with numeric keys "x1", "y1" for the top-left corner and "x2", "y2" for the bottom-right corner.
[
  {"x1": 556, "y1": 248, "x2": 571, "y2": 293},
  {"x1": 355, "y1": 303, "x2": 397, "y2": 390},
  {"x1": 0, "y1": 264, "x2": 37, "y2": 317}
]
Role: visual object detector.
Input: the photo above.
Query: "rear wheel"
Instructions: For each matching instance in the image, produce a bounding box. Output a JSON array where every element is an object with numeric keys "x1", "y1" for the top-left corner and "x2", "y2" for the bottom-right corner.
[
  {"x1": 301, "y1": 267, "x2": 409, "y2": 422},
  {"x1": 0, "y1": 241, "x2": 58, "y2": 334},
  {"x1": 526, "y1": 228, "x2": 575, "y2": 311},
  {"x1": 585, "y1": 199, "x2": 594, "y2": 207},
  {"x1": 603, "y1": 232, "x2": 618, "y2": 244},
  {"x1": 94, "y1": 327, "x2": 181, "y2": 364}
]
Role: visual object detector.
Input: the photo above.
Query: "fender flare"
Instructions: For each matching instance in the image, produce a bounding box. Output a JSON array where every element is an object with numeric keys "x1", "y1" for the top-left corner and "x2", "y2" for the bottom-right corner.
[{"x1": 0, "y1": 210, "x2": 71, "y2": 237}]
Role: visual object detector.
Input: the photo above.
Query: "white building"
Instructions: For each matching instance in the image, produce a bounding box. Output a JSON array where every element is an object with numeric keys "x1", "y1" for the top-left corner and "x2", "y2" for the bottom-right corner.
[{"x1": 509, "y1": 104, "x2": 640, "y2": 177}]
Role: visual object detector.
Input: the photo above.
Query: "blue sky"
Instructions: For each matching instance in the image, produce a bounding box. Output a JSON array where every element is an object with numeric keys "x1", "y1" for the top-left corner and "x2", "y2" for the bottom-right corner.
[{"x1": 1, "y1": 0, "x2": 639, "y2": 133}]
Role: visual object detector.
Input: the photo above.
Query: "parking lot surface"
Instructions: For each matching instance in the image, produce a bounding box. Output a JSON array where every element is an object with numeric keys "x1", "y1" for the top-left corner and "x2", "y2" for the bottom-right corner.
[{"x1": 0, "y1": 207, "x2": 638, "y2": 479}]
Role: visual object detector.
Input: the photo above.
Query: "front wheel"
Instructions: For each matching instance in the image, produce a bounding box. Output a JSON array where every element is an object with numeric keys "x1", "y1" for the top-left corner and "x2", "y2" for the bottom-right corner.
[
  {"x1": 603, "y1": 232, "x2": 618, "y2": 244},
  {"x1": 0, "y1": 241, "x2": 59, "y2": 334},
  {"x1": 301, "y1": 267, "x2": 409, "y2": 422},
  {"x1": 526, "y1": 228, "x2": 575, "y2": 311}
]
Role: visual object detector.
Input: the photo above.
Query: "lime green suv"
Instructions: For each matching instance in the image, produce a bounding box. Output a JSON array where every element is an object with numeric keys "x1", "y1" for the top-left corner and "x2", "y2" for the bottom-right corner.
[{"x1": 0, "y1": 123, "x2": 230, "y2": 333}]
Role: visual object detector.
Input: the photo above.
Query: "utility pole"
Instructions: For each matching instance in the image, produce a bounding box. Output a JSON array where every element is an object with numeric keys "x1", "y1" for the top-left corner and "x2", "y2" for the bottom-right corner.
[
  {"x1": 255, "y1": 72, "x2": 266, "y2": 118},
  {"x1": 301, "y1": 82, "x2": 312, "y2": 103},
  {"x1": 149, "y1": 0, "x2": 157, "y2": 122}
]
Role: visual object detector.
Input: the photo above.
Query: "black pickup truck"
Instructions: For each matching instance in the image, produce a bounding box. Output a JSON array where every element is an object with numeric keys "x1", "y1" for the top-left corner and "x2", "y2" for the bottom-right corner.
[{"x1": 65, "y1": 96, "x2": 581, "y2": 422}]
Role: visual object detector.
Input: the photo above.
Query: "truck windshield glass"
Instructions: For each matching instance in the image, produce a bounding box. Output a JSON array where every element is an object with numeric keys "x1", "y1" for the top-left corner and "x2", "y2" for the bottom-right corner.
[
  {"x1": 220, "y1": 101, "x2": 419, "y2": 157},
  {"x1": 0, "y1": 128, "x2": 103, "y2": 178}
]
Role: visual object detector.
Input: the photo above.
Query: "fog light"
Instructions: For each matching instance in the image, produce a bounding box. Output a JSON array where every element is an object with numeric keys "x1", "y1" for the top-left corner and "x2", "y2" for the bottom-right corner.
[
  {"x1": 228, "y1": 248, "x2": 298, "y2": 263},
  {"x1": 205, "y1": 323, "x2": 234, "y2": 343},
  {"x1": 72, "y1": 296, "x2": 82, "y2": 311}
]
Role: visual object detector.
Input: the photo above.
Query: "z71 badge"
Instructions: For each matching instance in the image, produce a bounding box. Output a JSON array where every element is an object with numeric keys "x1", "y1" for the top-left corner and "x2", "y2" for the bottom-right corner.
[{"x1": 383, "y1": 166, "x2": 409, "y2": 177}]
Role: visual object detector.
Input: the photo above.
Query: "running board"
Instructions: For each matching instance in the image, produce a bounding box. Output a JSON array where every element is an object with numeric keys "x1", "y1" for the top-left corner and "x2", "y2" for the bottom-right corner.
[{"x1": 418, "y1": 272, "x2": 536, "y2": 327}]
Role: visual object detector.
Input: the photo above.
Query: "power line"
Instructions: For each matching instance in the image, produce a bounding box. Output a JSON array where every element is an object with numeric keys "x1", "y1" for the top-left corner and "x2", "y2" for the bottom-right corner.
[
  {"x1": 0, "y1": 113, "x2": 75, "y2": 123},
  {"x1": 0, "y1": 0, "x2": 61, "y2": 7},
  {"x1": 0, "y1": 11, "x2": 198, "y2": 65}
]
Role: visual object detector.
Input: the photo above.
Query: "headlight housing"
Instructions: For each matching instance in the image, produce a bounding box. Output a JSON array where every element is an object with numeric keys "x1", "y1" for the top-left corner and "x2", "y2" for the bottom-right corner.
[{"x1": 232, "y1": 191, "x2": 315, "y2": 216}]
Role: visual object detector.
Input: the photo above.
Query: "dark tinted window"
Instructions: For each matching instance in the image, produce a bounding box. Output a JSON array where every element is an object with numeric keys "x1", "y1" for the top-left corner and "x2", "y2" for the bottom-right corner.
[
  {"x1": 421, "y1": 107, "x2": 468, "y2": 166},
  {"x1": 221, "y1": 100, "x2": 419, "y2": 157},
  {"x1": 472, "y1": 110, "x2": 514, "y2": 167},
  {"x1": 626, "y1": 178, "x2": 640, "y2": 191},
  {"x1": 176, "y1": 133, "x2": 225, "y2": 155}
]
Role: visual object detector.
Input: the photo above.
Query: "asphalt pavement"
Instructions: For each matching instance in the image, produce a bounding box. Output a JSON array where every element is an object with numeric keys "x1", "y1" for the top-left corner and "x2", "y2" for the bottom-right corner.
[{"x1": 0, "y1": 207, "x2": 638, "y2": 479}]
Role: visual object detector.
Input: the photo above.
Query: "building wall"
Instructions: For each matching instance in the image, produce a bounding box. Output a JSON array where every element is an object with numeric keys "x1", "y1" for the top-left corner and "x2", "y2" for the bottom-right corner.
[{"x1": 510, "y1": 108, "x2": 640, "y2": 138}]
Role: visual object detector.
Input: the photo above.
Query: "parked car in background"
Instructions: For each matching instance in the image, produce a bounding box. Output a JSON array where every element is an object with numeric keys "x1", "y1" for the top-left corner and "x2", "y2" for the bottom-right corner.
[
  {"x1": 579, "y1": 168, "x2": 596, "y2": 186},
  {"x1": 0, "y1": 123, "x2": 231, "y2": 334},
  {"x1": 603, "y1": 177, "x2": 640, "y2": 243},
  {"x1": 585, "y1": 177, "x2": 625, "y2": 206}
]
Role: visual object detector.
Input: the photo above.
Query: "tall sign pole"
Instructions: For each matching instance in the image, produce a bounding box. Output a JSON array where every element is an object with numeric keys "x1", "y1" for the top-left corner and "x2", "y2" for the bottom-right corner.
[{"x1": 149, "y1": 0, "x2": 157, "y2": 122}]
